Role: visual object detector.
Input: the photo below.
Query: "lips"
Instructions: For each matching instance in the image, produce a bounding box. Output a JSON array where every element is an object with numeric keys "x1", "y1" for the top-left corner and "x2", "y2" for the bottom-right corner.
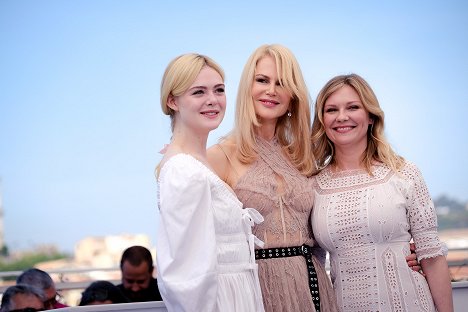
[
  {"x1": 259, "y1": 99, "x2": 280, "y2": 107},
  {"x1": 333, "y1": 126, "x2": 355, "y2": 133},
  {"x1": 200, "y1": 110, "x2": 219, "y2": 117}
]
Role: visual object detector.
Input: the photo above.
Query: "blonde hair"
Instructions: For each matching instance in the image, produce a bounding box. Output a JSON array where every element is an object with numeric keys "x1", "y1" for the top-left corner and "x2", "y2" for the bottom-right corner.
[
  {"x1": 311, "y1": 73, "x2": 404, "y2": 174},
  {"x1": 160, "y1": 53, "x2": 225, "y2": 131},
  {"x1": 228, "y1": 44, "x2": 315, "y2": 176}
]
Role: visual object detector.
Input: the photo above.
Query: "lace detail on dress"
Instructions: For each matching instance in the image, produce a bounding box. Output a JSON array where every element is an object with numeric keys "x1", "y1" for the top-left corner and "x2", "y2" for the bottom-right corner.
[
  {"x1": 382, "y1": 248, "x2": 404, "y2": 311},
  {"x1": 314, "y1": 164, "x2": 393, "y2": 194},
  {"x1": 235, "y1": 137, "x2": 338, "y2": 312},
  {"x1": 235, "y1": 137, "x2": 314, "y2": 248},
  {"x1": 312, "y1": 160, "x2": 439, "y2": 311},
  {"x1": 399, "y1": 162, "x2": 445, "y2": 260},
  {"x1": 409, "y1": 270, "x2": 433, "y2": 312}
]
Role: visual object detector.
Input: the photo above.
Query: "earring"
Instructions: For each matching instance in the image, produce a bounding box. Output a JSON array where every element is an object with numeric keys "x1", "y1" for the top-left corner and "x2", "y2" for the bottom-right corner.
[
  {"x1": 287, "y1": 111, "x2": 292, "y2": 117},
  {"x1": 316, "y1": 139, "x2": 334, "y2": 170}
]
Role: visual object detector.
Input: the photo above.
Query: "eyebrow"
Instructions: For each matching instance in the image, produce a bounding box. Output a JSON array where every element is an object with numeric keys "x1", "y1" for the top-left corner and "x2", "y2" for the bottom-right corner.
[
  {"x1": 326, "y1": 100, "x2": 361, "y2": 106},
  {"x1": 189, "y1": 83, "x2": 225, "y2": 90}
]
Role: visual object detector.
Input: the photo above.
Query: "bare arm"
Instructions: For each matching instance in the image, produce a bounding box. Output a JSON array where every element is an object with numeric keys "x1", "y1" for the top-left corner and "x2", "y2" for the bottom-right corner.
[{"x1": 420, "y1": 255, "x2": 453, "y2": 312}]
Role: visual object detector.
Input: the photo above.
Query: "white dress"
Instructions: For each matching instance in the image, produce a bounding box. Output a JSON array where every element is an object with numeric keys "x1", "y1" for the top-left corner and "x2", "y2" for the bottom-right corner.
[
  {"x1": 156, "y1": 153, "x2": 265, "y2": 312},
  {"x1": 311, "y1": 161, "x2": 445, "y2": 312}
]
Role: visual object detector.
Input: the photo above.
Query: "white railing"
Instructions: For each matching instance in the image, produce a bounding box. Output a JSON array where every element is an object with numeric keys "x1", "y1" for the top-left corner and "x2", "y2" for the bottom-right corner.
[
  {"x1": 32, "y1": 281, "x2": 468, "y2": 312},
  {"x1": 2, "y1": 267, "x2": 467, "y2": 311},
  {"x1": 452, "y1": 281, "x2": 468, "y2": 312}
]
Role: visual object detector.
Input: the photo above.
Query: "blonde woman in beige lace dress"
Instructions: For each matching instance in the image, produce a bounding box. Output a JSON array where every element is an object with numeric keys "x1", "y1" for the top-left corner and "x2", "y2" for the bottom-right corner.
[
  {"x1": 310, "y1": 74, "x2": 453, "y2": 312},
  {"x1": 208, "y1": 44, "x2": 338, "y2": 312}
]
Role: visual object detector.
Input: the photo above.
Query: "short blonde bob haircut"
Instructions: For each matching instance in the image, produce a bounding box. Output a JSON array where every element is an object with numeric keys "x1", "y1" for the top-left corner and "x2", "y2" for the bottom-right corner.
[
  {"x1": 311, "y1": 73, "x2": 404, "y2": 174},
  {"x1": 228, "y1": 44, "x2": 315, "y2": 176},
  {"x1": 160, "y1": 53, "x2": 225, "y2": 132}
]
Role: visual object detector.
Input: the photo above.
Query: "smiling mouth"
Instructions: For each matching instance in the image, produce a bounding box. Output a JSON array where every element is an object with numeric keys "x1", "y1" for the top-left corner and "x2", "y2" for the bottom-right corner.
[
  {"x1": 201, "y1": 111, "x2": 219, "y2": 116},
  {"x1": 334, "y1": 126, "x2": 354, "y2": 132}
]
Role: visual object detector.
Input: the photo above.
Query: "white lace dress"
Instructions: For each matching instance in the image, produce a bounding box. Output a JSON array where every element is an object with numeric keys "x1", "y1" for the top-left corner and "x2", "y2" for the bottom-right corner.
[
  {"x1": 156, "y1": 154, "x2": 264, "y2": 312},
  {"x1": 311, "y1": 161, "x2": 444, "y2": 312}
]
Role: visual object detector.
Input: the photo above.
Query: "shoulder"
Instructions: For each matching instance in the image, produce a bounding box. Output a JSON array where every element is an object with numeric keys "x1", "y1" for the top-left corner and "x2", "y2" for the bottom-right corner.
[
  {"x1": 208, "y1": 140, "x2": 236, "y2": 160},
  {"x1": 159, "y1": 154, "x2": 207, "y2": 184},
  {"x1": 207, "y1": 140, "x2": 237, "y2": 180},
  {"x1": 397, "y1": 160, "x2": 423, "y2": 179}
]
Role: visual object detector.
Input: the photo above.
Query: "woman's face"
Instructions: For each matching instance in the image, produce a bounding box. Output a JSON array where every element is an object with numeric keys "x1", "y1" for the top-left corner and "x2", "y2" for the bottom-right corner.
[
  {"x1": 170, "y1": 66, "x2": 226, "y2": 134},
  {"x1": 323, "y1": 85, "x2": 372, "y2": 150},
  {"x1": 251, "y1": 56, "x2": 291, "y2": 124}
]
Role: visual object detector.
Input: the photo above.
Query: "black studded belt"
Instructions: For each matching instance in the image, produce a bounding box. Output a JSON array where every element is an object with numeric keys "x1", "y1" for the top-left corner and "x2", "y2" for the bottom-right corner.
[{"x1": 255, "y1": 245, "x2": 321, "y2": 312}]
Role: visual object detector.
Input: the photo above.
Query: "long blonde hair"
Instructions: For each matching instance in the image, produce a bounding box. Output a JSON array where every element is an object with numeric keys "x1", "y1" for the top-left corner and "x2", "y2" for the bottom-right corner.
[
  {"x1": 228, "y1": 44, "x2": 315, "y2": 176},
  {"x1": 311, "y1": 73, "x2": 404, "y2": 174},
  {"x1": 160, "y1": 53, "x2": 225, "y2": 132}
]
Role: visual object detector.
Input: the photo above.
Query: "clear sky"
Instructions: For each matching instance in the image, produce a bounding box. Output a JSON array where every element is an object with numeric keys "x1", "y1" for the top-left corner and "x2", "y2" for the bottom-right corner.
[{"x1": 1, "y1": 0, "x2": 467, "y2": 253}]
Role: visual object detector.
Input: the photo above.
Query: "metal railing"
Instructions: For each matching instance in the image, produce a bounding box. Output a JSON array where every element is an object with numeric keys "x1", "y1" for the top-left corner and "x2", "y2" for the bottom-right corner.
[{"x1": 1, "y1": 252, "x2": 467, "y2": 311}]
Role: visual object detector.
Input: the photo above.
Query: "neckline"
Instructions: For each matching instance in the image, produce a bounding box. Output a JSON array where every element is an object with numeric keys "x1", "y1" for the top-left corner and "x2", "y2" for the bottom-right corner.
[
  {"x1": 324, "y1": 162, "x2": 386, "y2": 178},
  {"x1": 160, "y1": 153, "x2": 240, "y2": 202}
]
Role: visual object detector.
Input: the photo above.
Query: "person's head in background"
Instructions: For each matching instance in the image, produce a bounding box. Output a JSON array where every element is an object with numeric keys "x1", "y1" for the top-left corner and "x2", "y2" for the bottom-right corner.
[
  {"x1": 119, "y1": 246, "x2": 157, "y2": 302},
  {"x1": 161, "y1": 53, "x2": 226, "y2": 137},
  {"x1": 16, "y1": 268, "x2": 67, "y2": 309},
  {"x1": 79, "y1": 281, "x2": 129, "y2": 306},
  {"x1": 0, "y1": 284, "x2": 45, "y2": 312},
  {"x1": 233, "y1": 44, "x2": 315, "y2": 176}
]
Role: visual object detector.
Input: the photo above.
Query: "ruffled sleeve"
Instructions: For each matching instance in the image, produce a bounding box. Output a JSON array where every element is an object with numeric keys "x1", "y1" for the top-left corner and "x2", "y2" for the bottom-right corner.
[
  {"x1": 156, "y1": 155, "x2": 218, "y2": 311},
  {"x1": 402, "y1": 161, "x2": 446, "y2": 260}
]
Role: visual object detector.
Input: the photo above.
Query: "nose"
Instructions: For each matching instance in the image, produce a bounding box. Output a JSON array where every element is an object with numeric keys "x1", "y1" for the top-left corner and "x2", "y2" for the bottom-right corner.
[
  {"x1": 266, "y1": 83, "x2": 276, "y2": 96},
  {"x1": 206, "y1": 91, "x2": 218, "y2": 106},
  {"x1": 337, "y1": 109, "x2": 349, "y2": 121}
]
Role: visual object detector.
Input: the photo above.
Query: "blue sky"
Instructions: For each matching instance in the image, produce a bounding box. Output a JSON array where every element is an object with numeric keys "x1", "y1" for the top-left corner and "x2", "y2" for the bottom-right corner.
[{"x1": 1, "y1": 1, "x2": 467, "y2": 253}]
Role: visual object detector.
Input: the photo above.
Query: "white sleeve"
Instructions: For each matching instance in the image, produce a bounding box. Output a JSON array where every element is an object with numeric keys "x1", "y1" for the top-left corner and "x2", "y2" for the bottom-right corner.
[
  {"x1": 156, "y1": 158, "x2": 218, "y2": 312},
  {"x1": 402, "y1": 162, "x2": 446, "y2": 260}
]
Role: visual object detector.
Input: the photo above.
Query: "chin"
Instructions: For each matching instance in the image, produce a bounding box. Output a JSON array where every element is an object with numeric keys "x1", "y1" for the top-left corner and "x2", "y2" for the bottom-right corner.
[{"x1": 206, "y1": 121, "x2": 222, "y2": 131}]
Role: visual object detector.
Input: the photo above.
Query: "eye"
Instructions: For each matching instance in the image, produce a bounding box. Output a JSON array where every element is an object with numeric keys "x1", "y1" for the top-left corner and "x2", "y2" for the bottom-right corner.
[
  {"x1": 348, "y1": 105, "x2": 360, "y2": 110},
  {"x1": 215, "y1": 87, "x2": 225, "y2": 94},
  {"x1": 325, "y1": 107, "x2": 337, "y2": 113},
  {"x1": 192, "y1": 89, "x2": 204, "y2": 95},
  {"x1": 255, "y1": 77, "x2": 268, "y2": 84}
]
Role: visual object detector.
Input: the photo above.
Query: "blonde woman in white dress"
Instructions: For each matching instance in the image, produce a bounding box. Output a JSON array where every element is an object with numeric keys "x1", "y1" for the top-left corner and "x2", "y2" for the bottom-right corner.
[
  {"x1": 155, "y1": 53, "x2": 264, "y2": 312},
  {"x1": 311, "y1": 73, "x2": 453, "y2": 312}
]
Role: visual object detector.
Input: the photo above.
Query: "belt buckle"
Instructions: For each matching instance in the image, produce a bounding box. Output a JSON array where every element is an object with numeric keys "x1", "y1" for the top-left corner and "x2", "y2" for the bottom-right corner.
[{"x1": 301, "y1": 245, "x2": 309, "y2": 255}]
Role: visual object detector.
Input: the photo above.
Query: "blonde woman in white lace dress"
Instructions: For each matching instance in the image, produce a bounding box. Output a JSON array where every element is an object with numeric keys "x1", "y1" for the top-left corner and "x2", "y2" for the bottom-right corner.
[
  {"x1": 310, "y1": 74, "x2": 453, "y2": 312},
  {"x1": 156, "y1": 54, "x2": 264, "y2": 312}
]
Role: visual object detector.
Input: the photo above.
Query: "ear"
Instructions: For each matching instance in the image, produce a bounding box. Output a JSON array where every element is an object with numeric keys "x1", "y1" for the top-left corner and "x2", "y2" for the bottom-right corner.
[
  {"x1": 167, "y1": 95, "x2": 178, "y2": 112},
  {"x1": 369, "y1": 117, "x2": 374, "y2": 125}
]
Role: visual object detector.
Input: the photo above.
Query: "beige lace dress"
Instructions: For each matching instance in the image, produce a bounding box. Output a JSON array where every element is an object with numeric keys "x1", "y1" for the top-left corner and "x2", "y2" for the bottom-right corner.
[
  {"x1": 311, "y1": 161, "x2": 445, "y2": 312},
  {"x1": 228, "y1": 137, "x2": 338, "y2": 312}
]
